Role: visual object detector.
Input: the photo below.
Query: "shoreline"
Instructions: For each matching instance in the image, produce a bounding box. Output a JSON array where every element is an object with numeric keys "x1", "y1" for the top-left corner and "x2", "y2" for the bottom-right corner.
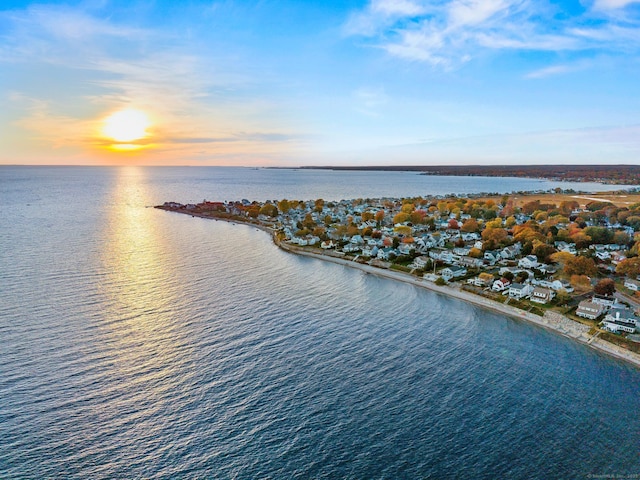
[{"x1": 161, "y1": 208, "x2": 640, "y2": 369}]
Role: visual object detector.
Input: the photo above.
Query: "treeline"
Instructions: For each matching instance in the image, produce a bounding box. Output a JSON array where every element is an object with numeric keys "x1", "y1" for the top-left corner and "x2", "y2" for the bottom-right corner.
[{"x1": 300, "y1": 165, "x2": 640, "y2": 184}]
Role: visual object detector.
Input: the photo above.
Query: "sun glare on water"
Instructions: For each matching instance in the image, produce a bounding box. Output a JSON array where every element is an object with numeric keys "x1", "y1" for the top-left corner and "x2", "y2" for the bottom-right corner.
[{"x1": 102, "y1": 109, "x2": 151, "y2": 148}]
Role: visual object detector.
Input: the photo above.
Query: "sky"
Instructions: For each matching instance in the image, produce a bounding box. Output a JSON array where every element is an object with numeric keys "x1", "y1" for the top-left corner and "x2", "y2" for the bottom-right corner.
[{"x1": 1, "y1": 0, "x2": 640, "y2": 166}]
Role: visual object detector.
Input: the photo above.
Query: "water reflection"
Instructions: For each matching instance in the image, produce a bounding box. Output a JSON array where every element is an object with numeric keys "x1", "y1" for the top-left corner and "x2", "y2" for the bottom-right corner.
[{"x1": 99, "y1": 166, "x2": 193, "y2": 404}]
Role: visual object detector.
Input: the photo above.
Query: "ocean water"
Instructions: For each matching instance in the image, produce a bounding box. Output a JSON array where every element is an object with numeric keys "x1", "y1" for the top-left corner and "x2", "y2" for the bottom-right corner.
[{"x1": 1, "y1": 166, "x2": 639, "y2": 479}]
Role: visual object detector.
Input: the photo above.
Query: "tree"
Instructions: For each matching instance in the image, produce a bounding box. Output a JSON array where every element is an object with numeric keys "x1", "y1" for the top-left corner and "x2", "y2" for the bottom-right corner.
[
  {"x1": 401, "y1": 203, "x2": 415, "y2": 214},
  {"x1": 435, "y1": 277, "x2": 447, "y2": 286},
  {"x1": 554, "y1": 289, "x2": 571, "y2": 306},
  {"x1": 277, "y1": 199, "x2": 291, "y2": 214},
  {"x1": 302, "y1": 213, "x2": 316, "y2": 229},
  {"x1": 394, "y1": 225, "x2": 412, "y2": 237},
  {"x1": 259, "y1": 203, "x2": 278, "y2": 217},
  {"x1": 375, "y1": 210, "x2": 385, "y2": 225},
  {"x1": 469, "y1": 247, "x2": 483, "y2": 258},
  {"x1": 461, "y1": 218, "x2": 479, "y2": 233},
  {"x1": 570, "y1": 275, "x2": 592, "y2": 292},
  {"x1": 594, "y1": 278, "x2": 616, "y2": 296},
  {"x1": 393, "y1": 212, "x2": 410, "y2": 224},
  {"x1": 564, "y1": 256, "x2": 597, "y2": 277},
  {"x1": 448, "y1": 218, "x2": 460, "y2": 230},
  {"x1": 550, "y1": 251, "x2": 575, "y2": 268},
  {"x1": 533, "y1": 244, "x2": 557, "y2": 263},
  {"x1": 314, "y1": 198, "x2": 325, "y2": 212},
  {"x1": 616, "y1": 257, "x2": 640, "y2": 278},
  {"x1": 481, "y1": 227, "x2": 508, "y2": 249}
]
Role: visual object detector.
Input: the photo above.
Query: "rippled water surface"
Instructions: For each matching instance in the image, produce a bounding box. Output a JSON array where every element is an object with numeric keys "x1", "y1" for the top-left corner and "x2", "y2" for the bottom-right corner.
[{"x1": 1, "y1": 166, "x2": 639, "y2": 479}]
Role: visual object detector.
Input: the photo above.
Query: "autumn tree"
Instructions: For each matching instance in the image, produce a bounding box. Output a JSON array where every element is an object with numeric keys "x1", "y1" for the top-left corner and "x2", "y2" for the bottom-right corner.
[
  {"x1": 393, "y1": 212, "x2": 410, "y2": 224},
  {"x1": 559, "y1": 200, "x2": 579, "y2": 215},
  {"x1": 550, "y1": 251, "x2": 575, "y2": 268},
  {"x1": 314, "y1": 198, "x2": 325, "y2": 212},
  {"x1": 259, "y1": 203, "x2": 278, "y2": 217},
  {"x1": 362, "y1": 211, "x2": 374, "y2": 222},
  {"x1": 570, "y1": 275, "x2": 592, "y2": 292},
  {"x1": 448, "y1": 218, "x2": 460, "y2": 230},
  {"x1": 482, "y1": 227, "x2": 508, "y2": 250},
  {"x1": 594, "y1": 278, "x2": 615, "y2": 296},
  {"x1": 375, "y1": 210, "x2": 385, "y2": 225},
  {"x1": 564, "y1": 256, "x2": 597, "y2": 277},
  {"x1": 533, "y1": 244, "x2": 557, "y2": 263},
  {"x1": 302, "y1": 213, "x2": 316, "y2": 229},
  {"x1": 461, "y1": 218, "x2": 479, "y2": 233},
  {"x1": 277, "y1": 199, "x2": 291, "y2": 214},
  {"x1": 616, "y1": 257, "x2": 640, "y2": 278}
]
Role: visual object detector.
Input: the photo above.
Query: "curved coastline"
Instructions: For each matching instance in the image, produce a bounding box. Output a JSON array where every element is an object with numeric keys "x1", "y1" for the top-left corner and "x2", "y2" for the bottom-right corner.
[{"x1": 162, "y1": 208, "x2": 640, "y2": 369}]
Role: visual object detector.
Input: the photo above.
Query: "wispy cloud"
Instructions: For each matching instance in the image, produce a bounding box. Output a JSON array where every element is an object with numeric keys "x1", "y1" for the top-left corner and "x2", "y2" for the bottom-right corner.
[
  {"x1": 346, "y1": 0, "x2": 640, "y2": 68},
  {"x1": 0, "y1": 4, "x2": 305, "y2": 163}
]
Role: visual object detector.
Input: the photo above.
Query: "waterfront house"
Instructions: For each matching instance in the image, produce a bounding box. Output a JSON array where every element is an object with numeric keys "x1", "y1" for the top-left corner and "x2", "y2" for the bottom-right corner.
[
  {"x1": 530, "y1": 287, "x2": 555, "y2": 304},
  {"x1": 492, "y1": 278, "x2": 511, "y2": 292},
  {"x1": 413, "y1": 256, "x2": 431, "y2": 270},
  {"x1": 441, "y1": 266, "x2": 467, "y2": 281},
  {"x1": 576, "y1": 300, "x2": 606, "y2": 320},
  {"x1": 601, "y1": 311, "x2": 637, "y2": 334},
  {"x1": 508, "y1": 282, "x2": 533, "y2": 300},
  {"x1": 320, "y1": 240, "x2": 335, "y2": 249},
  {"x1": 458, "y1": 256, "x2": 484, "y2": 268}
]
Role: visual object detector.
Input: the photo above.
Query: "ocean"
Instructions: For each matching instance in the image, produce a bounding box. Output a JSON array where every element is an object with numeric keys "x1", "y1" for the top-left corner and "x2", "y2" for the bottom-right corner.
[{"x1": 1, "y1": 166, "x2": 639, "y2": 479}]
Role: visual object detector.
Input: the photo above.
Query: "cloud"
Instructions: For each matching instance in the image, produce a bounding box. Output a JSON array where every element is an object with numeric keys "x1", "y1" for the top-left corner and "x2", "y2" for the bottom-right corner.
[
  {"x1": 592, "y1": 0, "x2": 640, "y2": 10},
  {"x1": 346, "y1": 0, "x2": 640, "y2": 67}
]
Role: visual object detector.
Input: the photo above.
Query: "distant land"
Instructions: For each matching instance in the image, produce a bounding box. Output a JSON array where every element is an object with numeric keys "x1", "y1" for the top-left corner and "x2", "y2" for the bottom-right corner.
[{"x1": 298, "y1": 165, "x2": 640, "y2": 185}]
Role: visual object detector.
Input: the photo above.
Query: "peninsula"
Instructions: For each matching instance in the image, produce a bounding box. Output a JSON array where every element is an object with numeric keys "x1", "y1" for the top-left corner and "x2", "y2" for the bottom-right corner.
[{"x1": 157, "y1": 190, "x2": 640, "y2": 368}]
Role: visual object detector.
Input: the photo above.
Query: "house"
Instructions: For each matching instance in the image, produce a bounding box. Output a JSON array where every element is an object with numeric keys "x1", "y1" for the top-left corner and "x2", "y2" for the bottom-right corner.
[
  {"x1": 501, "y1": 243, "x2": 521, "y2": 260},
  {"x1": 458, "y1": 256, "x2": 484, "y2": 268},
  {"x1": 441, "y1": 266, "x2": 467, "y2": 281},
  {"x1": 342, "y1": 243, "x2": 360, "y2": 253},
  {"x1": 467, "y1": 273, "x2": 494, "y2": 287},
  {"x1": 484, "y1": 250, "x2": 501, "y2": 264},
  {"x1": 591, "y1": 294, "x2": 617, "y2": 308},
  {"x1": 554, "y1": 241, "x2": 577, "y2": 254},
  {"x1": 377, "y1": 247, "x2": 395, "y2": 260},
  {"x1": 576, "y1": 300, "x2": 606, "y2": 320},
  {"x1": 508, "y1": 282, "x2": 533, "y2": 299},
  {"x1": 624, "y1": 278, "x2": 640, "y2": 292},
  {"x1": 530, "y1": 287, "x2": 555, "y2": 304},
  {"x1": 492, "y1": 278, "x2": 511, "y2": 292},
  {"x1": 413, "y1": 256, "x2": 431, "y2": 269},
  {"x1": 361, "y1": 245, "x2": 378, "y2": 258},
  {"x1": 601, "y1": 311, "x2": 637, "y2": 333},
  {"x1": 549, "y1": 279, "x2": 574, "y2": 293},
  {"x1": 518, "y1": 255, "x2": 539, "y2": 269}
]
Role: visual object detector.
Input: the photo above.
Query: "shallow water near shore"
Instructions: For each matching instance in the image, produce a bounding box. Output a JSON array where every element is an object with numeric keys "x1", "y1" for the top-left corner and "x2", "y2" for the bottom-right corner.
[{"x1": 1, "y1": 166, "x2": 640, "y2": 479}]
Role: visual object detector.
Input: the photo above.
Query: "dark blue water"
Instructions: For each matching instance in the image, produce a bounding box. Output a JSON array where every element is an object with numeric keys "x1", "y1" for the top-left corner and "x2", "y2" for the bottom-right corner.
[{"x1": 1, "y1": 166, "x2": 639, "y2": 479}]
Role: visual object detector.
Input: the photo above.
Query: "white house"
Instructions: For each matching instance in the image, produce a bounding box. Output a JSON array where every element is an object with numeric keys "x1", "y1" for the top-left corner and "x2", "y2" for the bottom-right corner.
[
  {"x1": 441, "y1": 266, "x2": 467, "y2": 281},
  {"x1": 492, "y1": 278, "x2": 512, "y2": 292},
  {"x1": 601, "y1": 311, "x2": 637, "y2": 333},
  {"x1": 530, "y1": 287, "x2": 555, "y2": 304},
  {"x1": 518, "y1": 255, "x2": 539, "y2": 269},
  {"x1": 623, "y1": 278, "x2": 640, "y2": 292},
  {"x1": 508, "y1": 282, "x2": 533, "y2": 299},
  {"x1": 413, "y1": 256, "x2": 431, "y2": 269},
  {"x1": 576, "y1": 300, "x2": 605, "y2": 320}
]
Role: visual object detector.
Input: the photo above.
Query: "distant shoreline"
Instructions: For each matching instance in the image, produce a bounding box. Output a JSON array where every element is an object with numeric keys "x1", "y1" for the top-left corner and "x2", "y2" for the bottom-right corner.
[
  {"x1": 159, "y1": 207, "x2": 640, "y2": 369},
  {"x1": 290, "y1": 165, "x2": 640, "y2": 186}
]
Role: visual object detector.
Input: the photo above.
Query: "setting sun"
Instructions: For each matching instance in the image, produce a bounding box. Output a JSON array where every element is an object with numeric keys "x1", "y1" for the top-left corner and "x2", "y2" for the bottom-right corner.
[{"x1": 102, "y1": 109, "x2": 151, "y2": 143}]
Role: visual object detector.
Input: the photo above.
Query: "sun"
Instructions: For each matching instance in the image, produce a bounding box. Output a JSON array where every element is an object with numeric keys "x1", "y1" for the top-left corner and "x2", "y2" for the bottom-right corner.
[{"x1": 102, "y1": 109, "x2": 151, "y2": 143}]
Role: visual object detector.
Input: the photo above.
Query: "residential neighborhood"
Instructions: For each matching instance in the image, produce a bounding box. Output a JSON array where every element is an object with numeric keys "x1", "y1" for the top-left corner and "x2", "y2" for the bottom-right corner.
[{"x1": 160, "y1": 191, "x2": 640, "y2": 343}]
